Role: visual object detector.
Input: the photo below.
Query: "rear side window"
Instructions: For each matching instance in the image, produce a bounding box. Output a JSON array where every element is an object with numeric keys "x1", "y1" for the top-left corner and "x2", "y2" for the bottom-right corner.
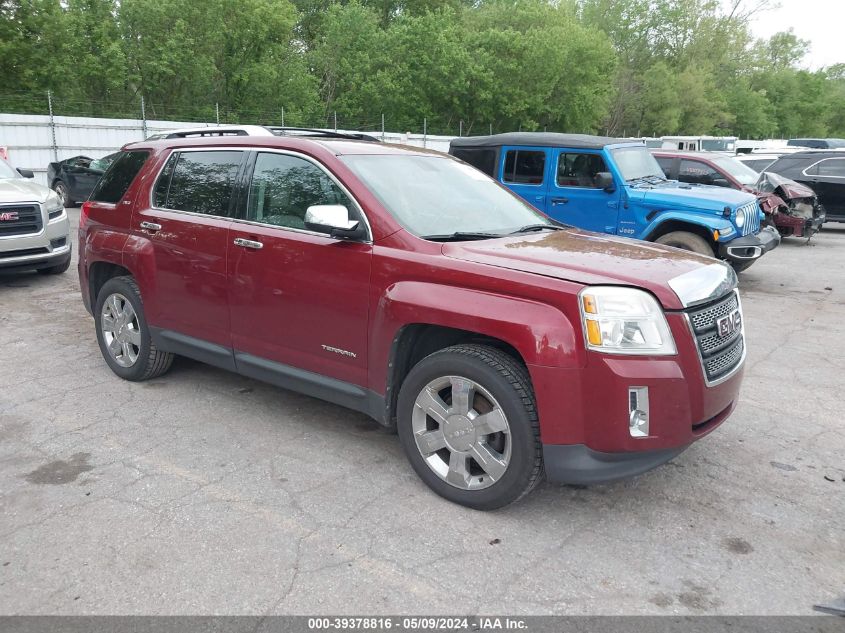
[
  {"x1": 451, "y1": 148, "x2": 497, "y2": 177},
  {"x1": 503, "y1": 150, "x2": 546, "y2": 185},
  {"x1": 813, "y1": 158, "x2": 845, "y2": 178},
  {"x1": 153, "y1": 151, "x2": 243, "y2": 216},
  {"x1": 89, "y1": 151, "x2": 149, "y2": 203}
]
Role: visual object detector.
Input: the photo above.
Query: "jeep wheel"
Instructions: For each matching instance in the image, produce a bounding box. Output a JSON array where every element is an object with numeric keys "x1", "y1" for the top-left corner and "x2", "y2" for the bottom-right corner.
[
  {"x1": 95, "y1": 276, "x2": 173, "y2": 381},
  {"x1": 654, "y1": 231, "x2": 713, "y2": 257},
  {"x1": 53, "y1": 181, "x2": 73, "y2": 208},
  {"x1": 397, "y1": 344, "x2": 542, "y2": 510}
]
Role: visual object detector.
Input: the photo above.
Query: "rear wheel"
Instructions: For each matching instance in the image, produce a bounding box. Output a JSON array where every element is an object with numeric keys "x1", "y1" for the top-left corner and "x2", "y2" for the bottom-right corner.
[
  {"x1": 94, "y1": 276, "x2": 173, "y2": 381},
  {"x1": 654, "y1": 231, "x2": 714, "y2": 257},
  {"x1": 397, "y1": 344, "x2": 542, "y2": 510}
]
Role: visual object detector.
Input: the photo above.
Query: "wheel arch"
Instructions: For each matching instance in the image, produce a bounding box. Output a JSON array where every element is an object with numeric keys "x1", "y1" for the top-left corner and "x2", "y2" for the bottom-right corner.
[
  {"x1": 87, "y1": 261, "x2": 132, "y2": 311},
  {"x1": 644, "y1": 218, "x2": 718, "y2": 255}
]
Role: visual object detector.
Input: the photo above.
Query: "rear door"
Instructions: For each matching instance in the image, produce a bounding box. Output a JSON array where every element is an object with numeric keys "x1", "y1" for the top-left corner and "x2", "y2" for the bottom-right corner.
[
  {"x1": 498, "y1": 146, "x2": 550, "y2": 211},
  {"x1": 134, "y1": 149, "x2": 245, "y2": 352},
  {"x1": 546, "y1": 149, "x2": 620, "y2": 233},
  {"x1": 227, "y1": 150, "x2": 372, "y2": 389}
]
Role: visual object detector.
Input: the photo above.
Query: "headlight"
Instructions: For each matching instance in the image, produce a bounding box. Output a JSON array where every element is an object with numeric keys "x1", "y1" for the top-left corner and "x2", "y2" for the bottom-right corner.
[
  {"x1": 44, "y1": 194, "x2": 63, "y2": 218},
  {"x1": 735, "y1": 207, "x2": 746, "y2": 228},
  {"x1": 579, "y1": 286, "x2": 676, "y2": 355}
]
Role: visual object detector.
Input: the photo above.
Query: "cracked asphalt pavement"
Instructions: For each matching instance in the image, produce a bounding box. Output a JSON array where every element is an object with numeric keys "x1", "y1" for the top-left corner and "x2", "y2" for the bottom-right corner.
[{"x1": 1, "y1": 208, "x2": 843, "y2": 615}]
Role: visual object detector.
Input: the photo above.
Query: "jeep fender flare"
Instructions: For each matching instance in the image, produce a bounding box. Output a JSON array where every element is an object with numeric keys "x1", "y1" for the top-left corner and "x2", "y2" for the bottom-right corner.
[{"x1": 642, "y1": 210, "x2": 736, "y2": 243}]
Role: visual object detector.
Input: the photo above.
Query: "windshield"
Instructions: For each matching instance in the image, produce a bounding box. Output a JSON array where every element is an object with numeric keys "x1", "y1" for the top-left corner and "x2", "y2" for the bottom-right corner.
[
  {"x1": 701, "y1": 139, "x2": 736, "y2": 152},
  {"x1": 710, "y1": 156, "x2": 760, "y2": 186},
  {"x1": 610, "y1": 146, "x2": 665, "y2": 180},
  {"x1": 0, "y1": 158, "x2": 19, "y2": 179},
  {"x1": 340, "y1": 155, "x2": 552, "y2": 238}
]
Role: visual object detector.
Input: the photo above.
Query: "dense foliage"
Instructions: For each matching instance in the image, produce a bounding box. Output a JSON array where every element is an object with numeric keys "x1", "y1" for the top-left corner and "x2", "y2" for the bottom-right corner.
[{"x1": 0, "y1": 0, "x2": 842, "y2": 137}]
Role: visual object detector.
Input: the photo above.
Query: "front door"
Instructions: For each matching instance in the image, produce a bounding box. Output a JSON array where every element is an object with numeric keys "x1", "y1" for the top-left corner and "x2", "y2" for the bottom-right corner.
[
  {"x1": 546, "y1": 149, "x2": 620, "y2": 233},
  {"x1": 228, "y1": 150, "x2": 372, "y2": 389},
  {"x1": 135, "y1": 149, "x2": 245, "y2": 349},
  {"x1": 498, "y1": 146, "x2": 549, "y2": 211}
]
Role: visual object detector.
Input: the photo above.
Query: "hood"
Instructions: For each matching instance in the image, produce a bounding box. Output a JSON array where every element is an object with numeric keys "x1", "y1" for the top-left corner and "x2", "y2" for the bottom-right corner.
[
  {"x1": 443, "y1": 229, "x2": 725, "y2": 310},
  {"x1": 637, "y1": 181, "x2": 755, "y2": 212},
  {"x1": 755, "y1": 172, "x2": 816, "y2": 200},
  {"x1": 0, "y1": 178, "x2": 54, "y2": 204}
]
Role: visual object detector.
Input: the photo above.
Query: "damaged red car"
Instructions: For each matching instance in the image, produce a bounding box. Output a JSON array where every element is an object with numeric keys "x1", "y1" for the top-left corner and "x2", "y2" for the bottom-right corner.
[{"x1": 653, "y1": 151, "x2": 824, "y2": 238}]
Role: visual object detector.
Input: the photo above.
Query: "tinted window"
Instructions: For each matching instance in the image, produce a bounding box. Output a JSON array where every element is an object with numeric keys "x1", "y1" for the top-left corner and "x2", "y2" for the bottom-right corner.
[
  {"x1": 157, "y1": 151, "x2": 243, "y2": 216},
  {"x1": 152, "y1": 154, "x2": 178, "y2": 208},
  {"x1": 655, "y1": 156, "x2": 674, "y2": 178},
  {"x1": 503, "y1": 150, "x2": 545, "y2": 185},
  {"x1": 89, "y1": 151, "x2": 150, "y2": 203},
  {"x1": 451, "y1": 148, "x2": 497, "y2": 177},
  {"x1": 815, "y1": 158, "x2": 845, "y2": 178},
  {"x1": 740, "y1": 158, "x2": 775, "y2": 172},
  {"x1": 679, "y1": 159, "x2": 722, "y2": 185},
  {"x1": 556, "y1": 152, "x2": 609, "y2": 188},
  {"x1": 247, "y1": 152, "x2": 353, "y2": 232}
]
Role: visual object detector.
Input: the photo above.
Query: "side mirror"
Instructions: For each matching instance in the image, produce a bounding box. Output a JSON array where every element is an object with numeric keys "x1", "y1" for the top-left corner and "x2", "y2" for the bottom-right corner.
[
  {"x1": 595, "y1": 172, "x2": 615, "y2": 192},
  {"x1": 304, "y1": 204, "x2": 366, "y2": 240},
  {"x1": 17, "y1": 168, "x2": 34, "y2": 178}
]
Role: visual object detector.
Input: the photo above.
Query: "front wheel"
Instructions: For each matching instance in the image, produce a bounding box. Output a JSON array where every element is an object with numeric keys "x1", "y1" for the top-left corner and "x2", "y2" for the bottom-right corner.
[
  {"x1": 397, "y1": 344, "x2": 542, "y2": 510},
  {"x1": 53, "y1": 181, "x2": 73, "y2": 207},
  {"x1": 654, "y1": 231, "x2": 714, "y2": 257},
  {"x1": 94, "y1": 276, "x2": 174, "y2": 381}
]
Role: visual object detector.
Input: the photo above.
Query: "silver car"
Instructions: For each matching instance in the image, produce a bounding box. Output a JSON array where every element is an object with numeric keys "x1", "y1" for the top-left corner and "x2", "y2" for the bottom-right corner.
[{"x1": 0, "y1": 157, "x2": 71, "y2": 275}]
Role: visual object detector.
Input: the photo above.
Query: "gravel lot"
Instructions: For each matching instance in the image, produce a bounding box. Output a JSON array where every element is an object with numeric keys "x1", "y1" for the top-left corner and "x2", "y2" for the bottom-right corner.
[{"x1": 1, "y1": 208, "x2": 843, "y2": 615}]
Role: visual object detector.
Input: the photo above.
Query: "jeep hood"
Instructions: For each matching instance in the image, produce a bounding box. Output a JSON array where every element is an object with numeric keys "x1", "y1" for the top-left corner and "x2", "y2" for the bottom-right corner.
[
  {"x1": 443, "y1": 229, "x2": 729, "y2": 310},
  {"x1": 637, "y1": 181, "x2": 755, "y2": 211},
  {"x1": 0, "y1": 178, "x2": 54, "y2": 204}
]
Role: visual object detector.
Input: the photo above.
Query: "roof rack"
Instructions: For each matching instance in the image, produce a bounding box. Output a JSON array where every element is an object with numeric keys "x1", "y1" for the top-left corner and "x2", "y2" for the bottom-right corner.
[{"x1": 266, "y1": 127, "x2": 380, "y2": 142}]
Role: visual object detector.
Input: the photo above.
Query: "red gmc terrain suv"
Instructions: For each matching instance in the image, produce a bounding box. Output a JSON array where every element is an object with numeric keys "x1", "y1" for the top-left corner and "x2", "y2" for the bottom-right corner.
[{"x1": 79, "y1": 131, "x2": 746, "y2": 509}]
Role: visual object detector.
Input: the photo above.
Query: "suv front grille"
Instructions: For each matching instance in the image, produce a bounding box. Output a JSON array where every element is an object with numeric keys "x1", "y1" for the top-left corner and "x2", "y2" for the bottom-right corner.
[
  {"x1": 739, "y1": 201, "x2": 760, "y2": 236},
  {"x1": 0, "y1": 204, "x2": 42, "y2": 237},
  {"x1": 686, "y1": 291, "x2": 745, "y2": 384}
]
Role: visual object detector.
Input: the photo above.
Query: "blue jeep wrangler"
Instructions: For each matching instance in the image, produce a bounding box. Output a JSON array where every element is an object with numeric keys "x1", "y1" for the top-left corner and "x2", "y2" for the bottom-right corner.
[{"x1": 449, "y1": 133, "x2": 780, "y2": 270}]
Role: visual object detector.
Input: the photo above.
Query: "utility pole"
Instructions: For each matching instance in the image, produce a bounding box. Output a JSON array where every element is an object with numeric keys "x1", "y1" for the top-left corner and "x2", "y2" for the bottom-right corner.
[
  {"x1": 381, "y1": 113, "x2": 385, "y2": 141},
  {"x1": 281, "y1": 107, "x2": 285, "y2": 128},
  {"x1": 334, "y1": 111, "x2": 337, "y2": 132},
  {"x1": 140, "y1": 96, "x2": 148, "y2": 139},
  {"x1": 47, "y1": 90, "x2": 58, "y2": 161},
  {"x1": 423, "y1": 118, "x2": 427, "y2": 148},
  {"x1": 216, "y1": 103, "x2": 220, "y2": 125}
]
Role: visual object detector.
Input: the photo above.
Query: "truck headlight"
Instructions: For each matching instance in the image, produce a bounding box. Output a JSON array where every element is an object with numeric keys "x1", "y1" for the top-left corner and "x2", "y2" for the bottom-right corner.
[
  {"x1": 579, "y1": 287, "x2": 676, "y2": 355},
  {"x1": 735, "y1": 207, "x2": 746, "y2": 228},
  {"x1": 44, "y1": 194, "x2": 64, "y2": 219}
]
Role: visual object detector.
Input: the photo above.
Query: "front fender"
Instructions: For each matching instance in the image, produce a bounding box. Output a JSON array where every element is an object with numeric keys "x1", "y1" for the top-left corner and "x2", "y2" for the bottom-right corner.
[
  {"x1": 369, "y1": 281, "x2": 583, "y2": 380},
  {"x1": 642, "y1": 210, "x2": 736, "y2": 242}
]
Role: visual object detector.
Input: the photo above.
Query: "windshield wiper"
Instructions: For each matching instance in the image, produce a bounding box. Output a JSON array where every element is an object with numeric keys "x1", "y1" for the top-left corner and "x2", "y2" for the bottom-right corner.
[
  {"x1": 422, "y1": 231, "x2": 502, "y2": 242},
  {"x1": 510, "y1": 223, "x2": 565, "y2": 235}
]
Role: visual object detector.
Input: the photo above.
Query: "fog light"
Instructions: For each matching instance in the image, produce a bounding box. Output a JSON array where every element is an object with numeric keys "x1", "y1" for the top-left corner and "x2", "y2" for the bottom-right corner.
[{"x1": 628, "y1": 387, "x2": 650, "y2": 438}]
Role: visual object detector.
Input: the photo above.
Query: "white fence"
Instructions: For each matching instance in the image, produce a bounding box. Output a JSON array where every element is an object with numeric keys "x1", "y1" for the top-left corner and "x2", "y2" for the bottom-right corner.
[{"x1": 0, "y1": 112, "x2": 456, "y2": 188}]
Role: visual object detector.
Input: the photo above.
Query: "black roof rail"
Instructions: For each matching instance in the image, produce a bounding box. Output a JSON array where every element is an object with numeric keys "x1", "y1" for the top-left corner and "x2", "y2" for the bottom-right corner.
[
  {"x1": 157, "y1": 129, "x2": 252, "y2": 139},
  {"x1": 266, "y1": 127, "x2": 380, "y2": 142}
]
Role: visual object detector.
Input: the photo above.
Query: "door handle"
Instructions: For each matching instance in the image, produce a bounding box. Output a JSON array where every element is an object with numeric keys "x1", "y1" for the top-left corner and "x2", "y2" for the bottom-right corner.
[
  {"x1": 233, "y1": 237, "x2": 264, "y2": 250},
  {"x1": 140, "y1": 221, "x2": 161, "y2": 232},
  {"x1": 551, "y1": 197, "x2": 569, "y2": 205}
]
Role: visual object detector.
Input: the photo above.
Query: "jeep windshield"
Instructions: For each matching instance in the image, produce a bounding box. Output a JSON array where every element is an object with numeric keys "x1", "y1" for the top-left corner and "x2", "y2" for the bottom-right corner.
[
  {"x1": 341, "y1": 154, "x2": 555, "y2": 240},
  {"x1": 611, "y1": 146, "x2": 666, "y2": 182}
]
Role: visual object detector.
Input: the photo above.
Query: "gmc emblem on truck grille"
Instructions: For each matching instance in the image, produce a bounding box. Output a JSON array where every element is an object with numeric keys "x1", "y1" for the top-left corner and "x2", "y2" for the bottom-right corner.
[
  {"x1": 716, "y1": 309, "x2": 742, "y2": 338},
  {"x1": 0, "y1": 211, "x2": 20, "y2": 221}
]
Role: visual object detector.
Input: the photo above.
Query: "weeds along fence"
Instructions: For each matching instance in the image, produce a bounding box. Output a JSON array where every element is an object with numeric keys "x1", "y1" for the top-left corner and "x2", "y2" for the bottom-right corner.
[{"x1": 0, "y1": 91, "x2": 488, "y2": 187}]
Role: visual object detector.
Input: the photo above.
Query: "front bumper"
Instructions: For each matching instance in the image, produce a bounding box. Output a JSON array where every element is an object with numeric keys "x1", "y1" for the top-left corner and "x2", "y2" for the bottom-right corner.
[
  {"x1": 0, "y1": 244, "x2": 71, "y2": 272},
  {"x1": 543, "y1": 443, "x2": 689, "y2": 484},
  {"x1": 775, "y1": 210, "x2": 825, "y2": 238},
  {"x1": 0, "y1": 209, "x2": 71, "y2": 272},
  {"x1": 718, "y1": 225, "x2": 780, "y2": 262}
]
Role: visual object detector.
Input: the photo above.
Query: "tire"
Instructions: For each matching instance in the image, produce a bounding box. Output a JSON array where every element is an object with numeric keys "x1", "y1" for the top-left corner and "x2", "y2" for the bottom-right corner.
[
  {"x1": 94, "y1": 275, "x2": 174, "y2": 381},
  {"x1": 654, "y1": 231, "x2": 714, "y2": 257},
  {"x1": 397, "y1": 344, "x2": 542, "y2": 510},
  {"x1": 53, "y1": 180, "x2": 73, "y2": 207},
  {"x1": 36, "y1": 255, "x2": 71, "y2": 275}
]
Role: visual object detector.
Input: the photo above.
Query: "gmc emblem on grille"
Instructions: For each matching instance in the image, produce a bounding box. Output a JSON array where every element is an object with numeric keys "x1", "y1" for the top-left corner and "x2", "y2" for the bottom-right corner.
[
  {"x1": 0, "y1": 211, "x2": 19, "y2": 221},
  {"x1": 716, "y1": 309, "x2": 741, "y2": 338}
]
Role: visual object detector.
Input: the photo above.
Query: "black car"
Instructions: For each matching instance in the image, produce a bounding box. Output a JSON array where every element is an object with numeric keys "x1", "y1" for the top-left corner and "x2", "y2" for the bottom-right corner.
[
  {"x1": 787, "y1": 138, "x2": 845, "y2": 149},
  {"x1": 47, "y1": 153, "x2": 118, "y2": 207},
  {"x1": 765, "y1": 151, "x2": 845, "y2": 223}
]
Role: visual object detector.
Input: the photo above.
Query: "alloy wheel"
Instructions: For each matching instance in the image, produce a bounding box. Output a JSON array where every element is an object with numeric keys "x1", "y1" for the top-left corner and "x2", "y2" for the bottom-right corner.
[
  {"x1": 100, "y1": 293, "x2": 141, "y2": 368},
  {"x1": 411, "y1": 375, "x2": 511, "y2": 490}
]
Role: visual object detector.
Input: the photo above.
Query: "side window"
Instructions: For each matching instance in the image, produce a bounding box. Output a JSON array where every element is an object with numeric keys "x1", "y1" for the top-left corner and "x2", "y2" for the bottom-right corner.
[
  {"x1": 814, "y1": 159, "x2": 845, "y2": 178},
  {"x1": 157, "y1": 151, "x2": 243, "y2": 216},
  {"x1": 451, "y1": 148, "x2": 497, "y2": 177},
  {"x1": 89, "y1": 151, "x2": 150, "y2": 203},
  {"x1": 679, "y1": 159, "x2": 721, "y2": 185},
  {"x1": 503, "y1": 150, "x2": 546, "y2": 185},
  {"x1": 655, "y1": 157, "x2": 674, "y2": 178},
  {"x1": 556, "y1": 152, "x2": 609, "y2": 188},
  {"x1": 247, "y1": 152, "x2": 354, "y2": 233}
]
